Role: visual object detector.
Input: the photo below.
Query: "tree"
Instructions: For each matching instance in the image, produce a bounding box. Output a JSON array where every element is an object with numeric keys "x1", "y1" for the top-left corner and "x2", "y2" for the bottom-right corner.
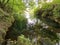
[
  {"x1": 34, "y1": 1, "x2": 60, "y2": 43},
  {"x1": 5, "y1": 13, "x2": 27, "y2": 40},
  {"x1": 0, "y1": 0, "x2": 26, "y2": 44}
]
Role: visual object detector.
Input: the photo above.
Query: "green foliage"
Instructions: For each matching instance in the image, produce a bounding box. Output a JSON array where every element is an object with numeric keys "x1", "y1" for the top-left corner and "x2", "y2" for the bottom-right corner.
[
  {"x1": 34, "y1": 1, "x2": 60, "y2": 42},
  {"x1": 0, "y1": 0, "x2": 60, "y2": 45},
  {"x1": 0, "y1": 0, "x2": 26, "y2": 14},
  {"x1": 40, "y1": 28, "x2": 59, "y2": 41},
  {"x1": 11, "y1": 0, "x2": 26, "y2": 13},
  {"x1": 0, "y1": 0, "x2": 26, "y2": 41},
  {"x1": 13, "y1": 14, "x2": 27, "y2": 31},
  {"x1": 53, "y1": 4, "x2": 60, "y2": 18},
  {"x1": 0, "y1": 0, "x2": 27, "y2": 40},
  {"x1": 5, "y1": 14, "x2": 27, "y2": 40},
  {"x1": 53, "y1": 0, "x2": 60, "y2": 3},
  {"x1": 32, "y1": 22, "x2": 59, "y2": 41},
  {"x1": 29, "y1": 0, "x2": 35, "y2": 9},
  {"x1": 17, "y1": 35, "x2": 32, "y2": 45},
  {"x1": 34, "y1": 3, "x2": 60, "y2": 29}
]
